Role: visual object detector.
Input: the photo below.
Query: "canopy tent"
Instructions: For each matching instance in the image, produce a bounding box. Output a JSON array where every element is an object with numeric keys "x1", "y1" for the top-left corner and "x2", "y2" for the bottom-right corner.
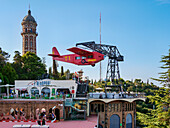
[{"x1": 0, "y1": 84, "x2": 15, "y2": 98}]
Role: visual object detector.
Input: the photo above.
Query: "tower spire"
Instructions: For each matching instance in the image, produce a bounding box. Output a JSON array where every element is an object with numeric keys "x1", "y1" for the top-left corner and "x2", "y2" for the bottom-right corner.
[
  {"x1": 28, "y1": 3, "x2": 31, "y2": 15},
  {"x1": 29, "y1": 3, "x2": 30, "y2": 10}
]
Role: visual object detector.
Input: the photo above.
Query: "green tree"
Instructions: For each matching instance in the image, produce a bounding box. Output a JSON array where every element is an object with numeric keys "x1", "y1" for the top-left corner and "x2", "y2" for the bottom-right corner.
[
  {"x1": 49, "y1": 67, "x2": 52, "y2": 77},
  {"x1": 12, "y1": 51, "x2": 22, "y2": 79},
  {"x1": 0, "y1": 73, "x2": 4, "y2": 84},
  {"x1": 61, "y1": 66, "x2": 64, "y2": 76},
  {"x1": 52, "y1": 60, "x2": 59, "y2": 79},
  {"x1": 21, "y1": 52, "x2": 46, "y2": 80},
  {"x1": 2, "y1": 62, "x2": 18, "y2": 84},
  {"x1": 91, "y1": 79, "x2": 94, "y2": 84},
  {"x1": 137, "y1": 48, "x2": 170, "y2": 128},
  {"x1": 65, "y1": 69, "x2": 70, "y2": 80},
  {"x1": 0, "y1": 47, "x2": 10, "y2": 72}
]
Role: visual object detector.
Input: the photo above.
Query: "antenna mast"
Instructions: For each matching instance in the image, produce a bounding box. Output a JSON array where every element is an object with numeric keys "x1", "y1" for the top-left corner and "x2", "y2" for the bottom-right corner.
[{"x1": 100, "y1": 12, "x2": 102, "y2": 83}]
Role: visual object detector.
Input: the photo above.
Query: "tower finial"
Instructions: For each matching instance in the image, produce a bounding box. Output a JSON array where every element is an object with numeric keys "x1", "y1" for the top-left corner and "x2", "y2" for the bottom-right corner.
[{"x1": 28, "y1": 3, "x2": 31, "y2": 15}]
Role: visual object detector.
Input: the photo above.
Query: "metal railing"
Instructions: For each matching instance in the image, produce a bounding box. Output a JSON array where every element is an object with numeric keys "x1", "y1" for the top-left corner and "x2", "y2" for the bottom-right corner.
[
  {"x1": 88, "y1": 92, "x2": 145, "y2": 99},
  {"x1": 0, "y1": 94, "x2": 71, "y2": 100}
]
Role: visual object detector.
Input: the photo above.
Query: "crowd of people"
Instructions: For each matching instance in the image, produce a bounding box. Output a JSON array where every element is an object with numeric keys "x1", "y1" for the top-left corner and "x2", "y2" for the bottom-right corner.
[
  {"x1": 0, "y1": 108, "x2": 26, "y2": 121},
  {"x1": 0, "y1": 107, "x2": 57, "y2": 126}
]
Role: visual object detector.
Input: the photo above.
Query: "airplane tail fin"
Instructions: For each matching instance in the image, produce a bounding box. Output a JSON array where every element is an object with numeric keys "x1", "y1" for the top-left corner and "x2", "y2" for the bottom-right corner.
[
  {"x1": 48, "y1": 47, "x2": 60, "y2": 58},
  {"x1": 52, "y1": 47, "x2": 60, "y2": 56}
]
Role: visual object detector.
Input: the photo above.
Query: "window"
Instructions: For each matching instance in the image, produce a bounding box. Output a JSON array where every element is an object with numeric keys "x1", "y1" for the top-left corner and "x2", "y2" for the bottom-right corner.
[
  {"x1": 132, "y1": 103, "x2": 133, "y2": 110},
  {"x1": 75, "y1": 57, "x2": 81, "y2": 60},
  {"x1": 118, "y1": 104, "x2": 121, "y2": 112},
  {"x1": 117, "y1": 104, "x2": 119, "y2": 112},
  {"x1": 82, "y1": 56, "x2": 86, "y2": 59},
  {"x1": 88, "y1": 55, "x2": 93, "y2": 58},
  {"x1": 30, "y1": 28, "x2": 33, "y2": 32},
  {"x1": 108, "y1": 104, "x2": 112, "y2": 112},
  {"x1": 112, "y1": 104, "x2": 115, "y2": 112},
  {"x1": 25, "y1": 41, "x2": 28, "y2": 48},
  {"x1": 25, "y1": 28, "x2": 27, "y2": 32},
  {"x1": 30, "y1": 42, "x2": 33, "y2": 47},
  {"x1": 115, "y1": 104, "x2": 117, "y2": 112}
]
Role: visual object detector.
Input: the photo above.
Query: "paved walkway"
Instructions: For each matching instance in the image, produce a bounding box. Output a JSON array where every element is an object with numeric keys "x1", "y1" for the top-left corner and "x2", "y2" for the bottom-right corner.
[{"x1": 0, "y1": 116, "x2": 97, "y2": 128}]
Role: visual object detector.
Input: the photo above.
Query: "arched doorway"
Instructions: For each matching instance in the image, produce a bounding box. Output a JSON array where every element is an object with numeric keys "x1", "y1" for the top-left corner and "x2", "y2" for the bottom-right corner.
[
  {"x1": 31, "y1": 87, "x2": 39, "y2": 96},
  {"x1": 110, "y1": 114, "x2": 120, "y2": 128},
  {"x1": 126, "y1": 113, "x2": 132, "y2": 128},
  {"x1": 55, "y1": 108, "x2": 60, "y2": 120},
  {"x1": 41, "y1": 87, "x2": 50, "y2": 97}
]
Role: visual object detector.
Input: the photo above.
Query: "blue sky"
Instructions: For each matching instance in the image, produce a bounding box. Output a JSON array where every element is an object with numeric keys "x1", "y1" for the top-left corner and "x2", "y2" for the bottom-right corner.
[{"x1": 0, "y1": 0, "x2": 169, "y2": 85}]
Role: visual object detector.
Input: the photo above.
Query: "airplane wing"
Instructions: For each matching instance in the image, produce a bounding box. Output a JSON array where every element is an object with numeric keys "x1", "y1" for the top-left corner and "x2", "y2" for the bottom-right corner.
[{"x1": 67, "y1": 47, "x2": 93, "y2": 56}]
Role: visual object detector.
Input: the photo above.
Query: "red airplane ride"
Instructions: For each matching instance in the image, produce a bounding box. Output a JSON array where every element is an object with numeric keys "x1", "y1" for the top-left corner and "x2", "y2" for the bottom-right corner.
[{"x1": 48, "y1": 47, "x2": 105, "y2": 67}]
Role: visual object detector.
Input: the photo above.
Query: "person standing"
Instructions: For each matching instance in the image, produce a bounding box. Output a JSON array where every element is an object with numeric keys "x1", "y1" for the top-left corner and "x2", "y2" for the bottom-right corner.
[
  {"x1": 36, "y1": 108, "x2": 39, "y2": 120},
  {"x1": 41, "y1": 112, "x2": 46, "y2": 125},
  {"x1": 51, "y1": 110, "x2": 56, "y2": 123},
  {"x1": 37, "y1": 112, "x2": 41, "y2": 125},
  {"x1": 15, "y1": 108, "x2": 19, "y2": 120},
  {"x1": 36, "y1": 108, "x2": 41, "y2": 125}
]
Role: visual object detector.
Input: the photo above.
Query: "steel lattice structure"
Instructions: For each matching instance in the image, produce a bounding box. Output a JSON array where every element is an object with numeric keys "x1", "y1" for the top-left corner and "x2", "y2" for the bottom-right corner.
[{"x1": 76, "y1": 41, "x2": 124, "y2": 87}]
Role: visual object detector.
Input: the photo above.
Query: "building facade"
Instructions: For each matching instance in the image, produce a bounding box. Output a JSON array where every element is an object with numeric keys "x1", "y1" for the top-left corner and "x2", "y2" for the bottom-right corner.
[
  {"x1": 21, "y1": 10, "x2": 38, "y2": 55},
  {"x1": 87, "y1": 98, "x2": 145, "y2": 128},
  {"x1": 15, "y1": 79, "x2": 77, "y2": 98}
]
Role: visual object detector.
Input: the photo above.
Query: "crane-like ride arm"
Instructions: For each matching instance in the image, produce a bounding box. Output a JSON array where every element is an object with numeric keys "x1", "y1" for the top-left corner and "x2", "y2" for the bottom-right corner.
[{"x1": 76, "y1": 41, "x2": 124, "y2": 88}]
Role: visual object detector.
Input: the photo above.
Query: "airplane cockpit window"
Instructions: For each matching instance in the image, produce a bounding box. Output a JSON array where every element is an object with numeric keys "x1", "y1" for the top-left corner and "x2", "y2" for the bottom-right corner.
[
  {"x1": 75, "y1": 57, "x2": 81, "y2": 60},
  {"x1": 82, "y1": 56, "x2": 86, "y2": 59},
  {"x1": 88, "y1": 55, "x2": 93, "y2": 58}
]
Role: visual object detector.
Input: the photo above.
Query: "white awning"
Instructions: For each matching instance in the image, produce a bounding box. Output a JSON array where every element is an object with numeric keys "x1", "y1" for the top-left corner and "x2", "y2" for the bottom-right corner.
[{"x1": 0, "y1": 84, "x2": 15, "y2": 87}]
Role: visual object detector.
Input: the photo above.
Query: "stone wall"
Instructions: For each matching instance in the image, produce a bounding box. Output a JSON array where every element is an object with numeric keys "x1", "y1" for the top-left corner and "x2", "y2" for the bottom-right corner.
[{"x1": 0, "y1": 100, "x2": 64, "y2": 120}]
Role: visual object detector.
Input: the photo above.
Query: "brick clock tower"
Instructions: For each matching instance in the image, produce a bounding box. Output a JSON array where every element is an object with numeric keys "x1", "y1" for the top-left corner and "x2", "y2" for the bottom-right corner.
[{"x1": 21, "y1": 10, "x2": 38, "y2": 55}]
